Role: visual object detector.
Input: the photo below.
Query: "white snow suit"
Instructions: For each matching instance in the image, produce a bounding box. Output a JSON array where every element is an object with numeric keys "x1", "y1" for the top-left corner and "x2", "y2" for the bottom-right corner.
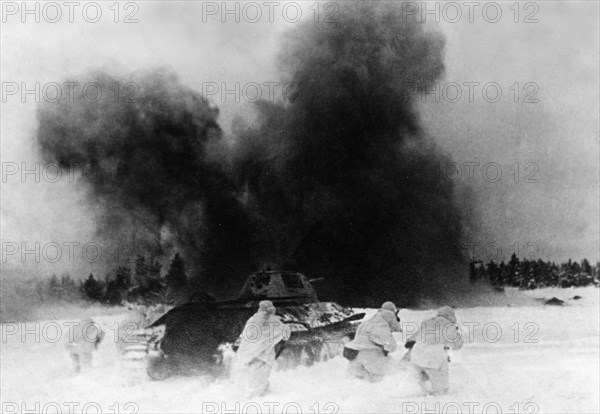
[
  {"x1": 235, "y1": 302, "x2": 288, "y2": 397},
  {"x1": 406, "y1": 306, "x2": 463, "y2": 394},
  {"x1": 65, "y1": 318, "x2": 104, "y2": 373},
  {"x1": 345, "y1": 308, "x2": 401, "y2": 382}
]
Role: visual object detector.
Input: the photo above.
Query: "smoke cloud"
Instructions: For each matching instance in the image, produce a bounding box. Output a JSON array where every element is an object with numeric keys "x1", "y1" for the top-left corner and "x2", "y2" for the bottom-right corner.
[
  {"x1": 235, "y1": 2, "x2": 466, "y2": 305},
  {"x1": 37, "y1": 69, "x2": 255, "y2": 295},
  {"x1": 37, "y1": 1, "x2": 470, "y2": 305}
]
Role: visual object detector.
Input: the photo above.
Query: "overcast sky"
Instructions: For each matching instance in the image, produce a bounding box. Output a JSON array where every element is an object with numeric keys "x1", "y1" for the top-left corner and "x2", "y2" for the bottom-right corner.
[{"x1": 1, "y1": 1, "x2": 598, "y2": 277}]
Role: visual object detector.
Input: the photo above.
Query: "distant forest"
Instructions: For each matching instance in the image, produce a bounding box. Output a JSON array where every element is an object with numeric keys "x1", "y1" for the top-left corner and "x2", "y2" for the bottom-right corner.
[
  {"x1": 470, "y1": 255, "x2": 599, "y2": 289},
  {"x1": 34, "y1": 253, "x2": 189, "y2": 306},
  {"x1": 32, "y1": 254, "x2": 599, "y2": 306}
]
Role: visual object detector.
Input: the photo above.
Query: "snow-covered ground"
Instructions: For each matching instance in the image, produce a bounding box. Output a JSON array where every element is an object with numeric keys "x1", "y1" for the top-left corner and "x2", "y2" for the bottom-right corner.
[{"x1": 1, "y1": 287, "x2": 598, "y2": 413}]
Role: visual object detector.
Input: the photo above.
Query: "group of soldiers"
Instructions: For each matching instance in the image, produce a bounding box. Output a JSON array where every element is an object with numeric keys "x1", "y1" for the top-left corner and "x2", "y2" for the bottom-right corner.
[
  {"x1": 64, "y1": 300, "x2": 463, "y2": 398},
  {"x1": 235, "y1": 300, "x2": 463, "y2": 397},
  {"x1": 345, "y1": 301, "x2": 464, "y2": 395}
]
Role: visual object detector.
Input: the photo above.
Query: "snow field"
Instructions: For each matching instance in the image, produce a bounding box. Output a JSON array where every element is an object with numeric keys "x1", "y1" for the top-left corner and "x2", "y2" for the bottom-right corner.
[{"x1": 1, "y1": 287, "x2": 598, "y2": 413}]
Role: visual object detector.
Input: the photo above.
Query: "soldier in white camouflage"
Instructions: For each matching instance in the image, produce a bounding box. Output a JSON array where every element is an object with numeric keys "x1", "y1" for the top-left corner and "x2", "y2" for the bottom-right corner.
[
  {"x1": 344, "y1": 301, "x2": 402, "y2": 382},
  {"x1": 405, "y1": 306, "x2": 464, "y2": 395},
  {"x1": 234, "y1": 300, "x2": 289, "y2": 397},
  {"x1": 65, "y1": 317, "x2": 104, "y2": 373}
]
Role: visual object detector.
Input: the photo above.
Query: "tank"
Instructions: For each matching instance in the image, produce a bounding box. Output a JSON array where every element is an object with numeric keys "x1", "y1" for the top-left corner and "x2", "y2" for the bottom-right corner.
[{"x1": 141, "y1": 270, "x2": 365, "y2": 380}]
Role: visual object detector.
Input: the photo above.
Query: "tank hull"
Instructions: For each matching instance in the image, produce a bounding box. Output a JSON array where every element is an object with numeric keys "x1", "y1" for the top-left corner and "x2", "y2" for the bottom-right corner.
[
  {"x1": 145, "y1": 298, "x2": 363, "y2": 378},
  {"x1": 139, "y1": 271, "x2": 365, "y2": 379}
]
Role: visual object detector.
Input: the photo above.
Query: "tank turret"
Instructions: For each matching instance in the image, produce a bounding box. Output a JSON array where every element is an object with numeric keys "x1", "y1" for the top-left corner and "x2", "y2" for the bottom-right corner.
[{"x1": 238, "y1": 270, "x2": 319, "y2": 302}]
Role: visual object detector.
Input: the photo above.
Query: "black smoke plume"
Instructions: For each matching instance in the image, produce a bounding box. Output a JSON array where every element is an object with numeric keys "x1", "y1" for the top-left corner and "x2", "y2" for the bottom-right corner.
[
  {"x1": 38, "y1": 1, "x2": 469, "y2": 305},
  {"x1": 235, "y1": 1, "x2": 466, "y2": 305},
  {"x1": 37, "y1": 69, "x2": 255, "y2": 295}
]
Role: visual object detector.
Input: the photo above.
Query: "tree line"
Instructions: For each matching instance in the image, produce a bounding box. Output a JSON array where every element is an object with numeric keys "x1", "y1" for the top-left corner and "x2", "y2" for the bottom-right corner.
[
  {"x1": 470, "y1": 255, "x2": 599, "y2": 289},
  {"x1": 35, "y1": 253, "x2": 189, "y2": 305},
  {"x1": 35, "y1": 254, "x2": 599, "y2": 306}
]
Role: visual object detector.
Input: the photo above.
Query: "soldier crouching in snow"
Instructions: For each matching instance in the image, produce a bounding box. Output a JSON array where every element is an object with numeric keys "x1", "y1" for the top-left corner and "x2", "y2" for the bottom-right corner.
[
  {"x1": 65, "y1": 317, "x2": 104, "y2": 373},
  {"x1": 404, "y1": 306, "x2": 463, "y2": 395},
  {"x1": 343, "y1": 301, "x2": 402, "y2": 383},
  {"x1": 234, "y1": 300, "x2": 289, "y2": 398}
]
